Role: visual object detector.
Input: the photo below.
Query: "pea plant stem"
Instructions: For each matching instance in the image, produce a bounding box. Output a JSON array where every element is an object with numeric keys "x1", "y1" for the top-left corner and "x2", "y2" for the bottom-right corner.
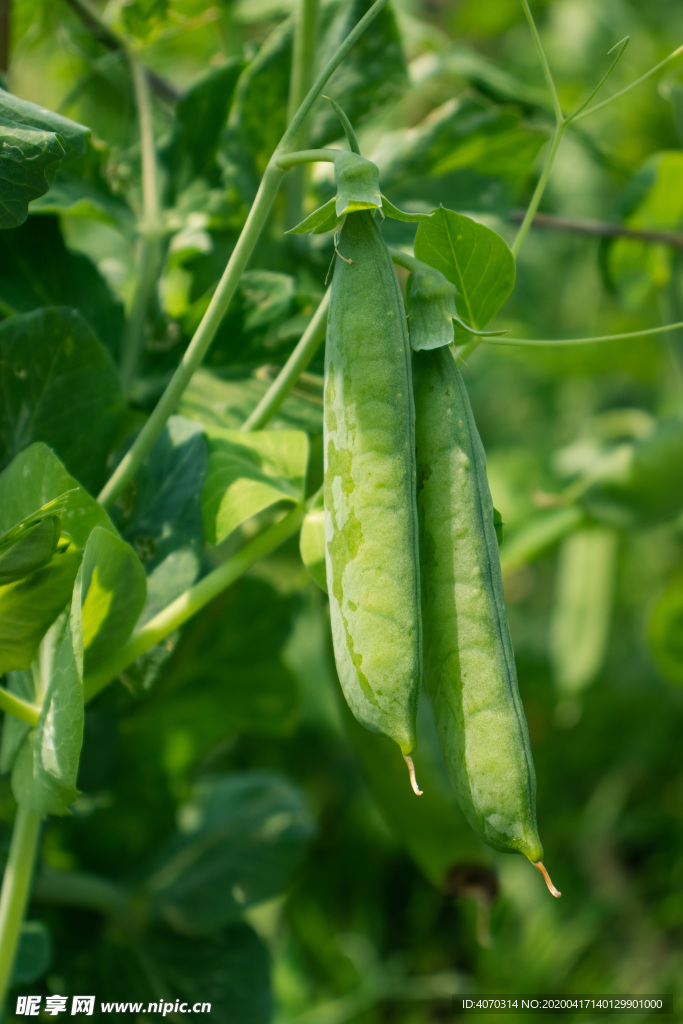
[
  {"x1": 242, "y1": 289, "x2": 330, "y2": 431},
  {"x1": 277, "y1": 149, "x2": 339, "y2": 169},
  {"x1": 286, "y1": 0, "x2": 320, "y2": 224},
  {"x1": 511, "y1": 120, "x2": 565, "y2": 260},
  {"x1": 0, "y1": 807, "x2": 42, "y2": 1007},
  {"x1": 120, "y1": 52, "x2": 165, "y2": 394},
  {"x1": 98, "y1": 0, "x2": 390, "y2": 508},
  {"x1": 83, "y1": 505, "x2": 305, "y2": 702},
  {"x1": 0, "y1": 686, "x2": 40, "y2": 726},
  {"x1": 571, "y1": 44, "x2": 683, "y2": 123},
  {"x1": 485, "y1": 321, "x2": 683, "y2": 346}
]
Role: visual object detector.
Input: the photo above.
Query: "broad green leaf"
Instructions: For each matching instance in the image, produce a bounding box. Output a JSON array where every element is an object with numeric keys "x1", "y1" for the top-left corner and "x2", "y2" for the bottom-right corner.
[
  {"x1": 11, "y1": 601, "x2": 84, "y2": 815},
  {"x1": 0, "y1": 443, "x2": 116, "y2": 549},
  {"x1": 12, "y1": 921, "x2": 52, "y2": 985},
  {"x1": 0, "y1": 88, "x2": 88, "y2": 229},
  {"x1": 0, "y1": 308, "x2": 126, "y2": 492},
  {"x1": 127, "y1": 579, "x2": 300, "y2": 769},
  {"x1": 649, "y1": 576, "x2": 683, "y2": 687},
  {"x1": 180, "y1": 369, "x2": 323, "y2": 436},
  {"x1": 0, "y1": 217, "x2": 126, "y2": 357},
  {"x1": 79, "y1": 527, "x2": 146, "y2": 677},
  {"x1": 202, "y1": 428, "x2": 308, "y2": 546},
  {"x1": 145, "y1": 772, "x2": 314, "y2": 932},
  {"x1": 300, "y1": 501, "x2": 327, "y2": 594},
  {"x1": 287, "y1": 197, "x2": 343, "y2": 235},
  {"x1": 118, "y1": 417, "x2": 207, "y2": 627},
  {"x1": 414, "y1": 207, "x2": 515, "y2": 336},
  {"x1": 0, "y1": 550, "x2": 82, "y2": 675},
  {"x1": 333, "y1": 152, "x2": 382, "y2": 216},
  {"x1": 550, "y1": 527, "x2": 618, "y2": 697},
  {"x1": 142, "y1": 924, "x2": 271, "y2": 1024}
]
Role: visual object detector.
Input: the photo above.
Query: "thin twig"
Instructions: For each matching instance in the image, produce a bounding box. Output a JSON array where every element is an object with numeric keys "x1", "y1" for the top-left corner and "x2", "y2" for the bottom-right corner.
[{"x1": 510, "y1": 211, "x2": 683, "y2": 249}]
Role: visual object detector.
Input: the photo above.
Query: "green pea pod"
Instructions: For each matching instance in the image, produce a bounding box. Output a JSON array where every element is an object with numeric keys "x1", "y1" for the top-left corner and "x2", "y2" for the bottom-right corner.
[
  {"x1": 324, "y1": 210, "x2": 422, "y2": 774},
  {"x1": 550, "y1": 525, "x2": 618, "y2": 697},
  {"x1": 414, "y1": 346, "x2": 560, "y2": 896},
  {"x1": 579, "y1": 413, "x2": 683, "y2": 527}
]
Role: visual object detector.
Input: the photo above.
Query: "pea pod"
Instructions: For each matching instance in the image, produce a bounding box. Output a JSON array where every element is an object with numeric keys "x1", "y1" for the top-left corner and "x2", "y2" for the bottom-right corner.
[
  {"x1": 324, "y1": 210, "x2": 422, "y2": 774},
  {"x1": 414, "y1": 346, "x2": 559, "y2": 895}
]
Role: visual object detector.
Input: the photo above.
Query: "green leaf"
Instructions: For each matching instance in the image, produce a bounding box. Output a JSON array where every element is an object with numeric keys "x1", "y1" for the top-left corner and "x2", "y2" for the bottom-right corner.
[
  {"x1": 142, "y1": 924, "x2": 271, "y2": 1024},
  {"x1": 300, "y1": 498, "x2": 327, "y2": 594},
  {"x1": 373, "y1": 96, "x2": 546, "y2": 213},
  {"x1": 12, "y1": 921, "x2": 52, "y2": 985},
  {"x1": 223, "y1": 0, "x2": 406, "y2": 189},
  {"x1": 287, "y1": 197, "x2": 343, "y2": 235},
  {"x1": 119, "y1": 417, "x2": 207, "y2": 627},
  {"x1": 0, "y1": 443, "x2": 116, "y2": 549},
  {"x1": 79, "y1": 527, "x2": 146, "y2": 677},
  {"x1": 127, "y1": 579, "x2": 300, "y2": 770},
  {"x1": 650, "y1": 575, "x2": 683, "y2": 687},
  {"x1": 0, "y1": 550, "x2": 82, "y2": 675},
  {"x1": 11, "y1": 602, "x2": 84, "y2": 815},
  {"x1": 381, "y1": 196, "x2": 432, "y2": 223},
  {"x1": 202, "y1": 428, "x2": 309, "y2": 546},
  {"x1": 0, "y1": 217, "x2": 126, "y2": 358},
  {"x1": 414, "y1": 207, "x2": 515, "y2": 334},
  {"x1": 0, "y1": 308, "x2": 127, "y2": 492},
  {"x1": 163, "y1": 61, "x2": 246, "y2": 192},
  {"x1": 180, "y1": 369, "x2": 323, "y2": 436},
  {"x1": 0, "y1": 88, "x2": 89, "y2": 229},
  {"x1": 493, "y1": 506, "x2": 504, "y2": 547},
  {"x1": 333, "y1": 152, "x2": 382, "y2": 216},
  {"x1": 29, "y1": 175, "x2": 136, "y2": 229},
  {"x1": 145, "y1": 772, "x2": 315, "y2": 932}
]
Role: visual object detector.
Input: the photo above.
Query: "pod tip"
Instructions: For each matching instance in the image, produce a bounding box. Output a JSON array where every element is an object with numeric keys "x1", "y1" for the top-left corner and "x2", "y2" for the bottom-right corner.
[
  {"x1": 532, "y1": 860, "x2": 561, "y2": 898},
  {"x1": 403, "y1": 754, "x2": 423, "y2": 796}
]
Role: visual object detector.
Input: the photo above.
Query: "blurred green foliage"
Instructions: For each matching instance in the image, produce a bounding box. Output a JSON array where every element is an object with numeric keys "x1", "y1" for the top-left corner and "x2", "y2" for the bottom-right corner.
[{"x1": 1, "y1": 0, "x2": 683, "y2": 1021}]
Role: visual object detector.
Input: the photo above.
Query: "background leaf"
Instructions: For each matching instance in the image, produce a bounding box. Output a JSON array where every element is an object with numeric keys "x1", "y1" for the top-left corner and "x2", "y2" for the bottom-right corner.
[
  {"x1": 145, "y1": 772, "x2": 315, "y2": 933},
  {"x1": 0, "y1": 308, "x2": 126, "y2": 492}
]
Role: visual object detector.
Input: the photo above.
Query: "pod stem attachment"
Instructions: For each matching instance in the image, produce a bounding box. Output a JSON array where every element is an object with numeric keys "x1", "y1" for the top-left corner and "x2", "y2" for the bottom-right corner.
[
  {"x1": 532, "y1": 861, "x2": 562, "y2": 898},
  {"x1": 403, "y1": 754, "x2": 423, "y2": 796}
]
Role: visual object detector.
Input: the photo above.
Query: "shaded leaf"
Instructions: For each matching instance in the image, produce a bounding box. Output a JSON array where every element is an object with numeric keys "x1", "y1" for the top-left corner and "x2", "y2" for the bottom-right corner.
[
  {"x1": 146, "y1": 772, "x2": 314, "y2": 932},
  {"x1": 202, "y1": 429, "x2": 308, "y2": 546},
  {"x1": 12, "y1": 921, "x2": 53, "y2": 985},
  {"x1": 0, "y1": 308, "x2": 126, "y2": 492},
  {"x1": 0, "y1": 217, "x2": 125, "y2": 358},
  {"x1": 287, "y1": 197, "x2": 342, "y2": 235},
  {"x1": 143, "y1": 924, "x2": 271, "y2": 1024},
  {"x1": 119, "y1": 417, "x2": 206, "y2": 626}
]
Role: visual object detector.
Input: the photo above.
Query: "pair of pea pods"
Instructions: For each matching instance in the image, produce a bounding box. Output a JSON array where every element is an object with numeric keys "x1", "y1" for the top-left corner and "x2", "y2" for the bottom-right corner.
[{"x1": 323, "y1": 209, "x2": 559, "y2": 895}]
